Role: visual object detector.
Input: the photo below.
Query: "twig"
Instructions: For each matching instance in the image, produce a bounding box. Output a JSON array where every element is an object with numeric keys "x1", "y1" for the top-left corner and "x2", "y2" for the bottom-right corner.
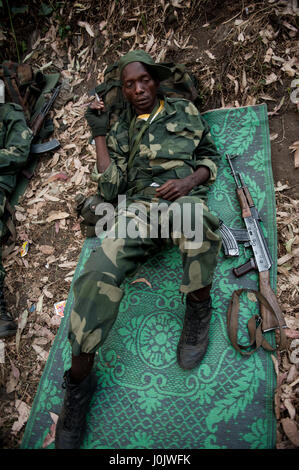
[
  {"x1": 5, "y1": 0, "x2": 20, "y2": 63},
  {"x1": 276, "y1": 116, "x2": 286, "y2": 144},
  {"x1": 222, "y1": 12, "x2": 241, "y2": 25}
]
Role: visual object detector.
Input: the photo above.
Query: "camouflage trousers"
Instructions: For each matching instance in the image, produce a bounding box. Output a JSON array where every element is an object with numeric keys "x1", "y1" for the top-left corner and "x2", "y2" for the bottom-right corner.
[
  {"x1": 0, "y1": 190, "x2": 6, "y2": 284},
  {"x1": 68, "y1": 195, "x2": 222, "y2": 356}
]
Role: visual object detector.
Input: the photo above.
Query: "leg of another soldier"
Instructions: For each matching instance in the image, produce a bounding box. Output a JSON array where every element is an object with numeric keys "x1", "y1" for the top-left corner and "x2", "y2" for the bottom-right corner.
[
  {"x1": 0, "y1": 190, "x2": 17, "y2": 338},
  {"x1": 56, "y1": 208, "x2": 162, "y2": 449},
  {"x1": 169, "y1": 196, "x2": 222, "y2": 369}
]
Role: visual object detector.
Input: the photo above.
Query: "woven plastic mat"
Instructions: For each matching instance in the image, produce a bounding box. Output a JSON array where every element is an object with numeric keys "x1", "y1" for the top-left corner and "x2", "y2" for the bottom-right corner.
[{"x1": 21, "y1": 104, "x2": 277, "y2": 449}]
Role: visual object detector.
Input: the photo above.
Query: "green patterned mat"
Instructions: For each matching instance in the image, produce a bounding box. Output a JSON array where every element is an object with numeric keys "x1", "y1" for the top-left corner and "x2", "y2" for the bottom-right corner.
[{"x1": 21, "y1": 104, "x2": 277, "y2": 449}]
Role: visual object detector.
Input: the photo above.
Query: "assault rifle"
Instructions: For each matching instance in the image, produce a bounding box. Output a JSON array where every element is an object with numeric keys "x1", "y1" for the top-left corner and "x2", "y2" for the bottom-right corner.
[
  {"x1": 30, "y1": 85, "x2": 61, "y2": 155},
  {"x1": 219, "y1": 154, "x2": 286, "y2": 334}
]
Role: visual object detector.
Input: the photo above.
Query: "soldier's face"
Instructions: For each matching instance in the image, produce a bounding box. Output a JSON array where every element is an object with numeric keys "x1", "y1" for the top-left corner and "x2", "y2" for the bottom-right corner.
[{"x1": 122, "y1": 62, "x2": 159, "y2": 115}]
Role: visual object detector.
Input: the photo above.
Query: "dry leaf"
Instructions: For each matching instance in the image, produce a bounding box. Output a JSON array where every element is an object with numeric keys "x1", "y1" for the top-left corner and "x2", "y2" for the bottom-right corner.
[
  {"x1": 238, "y1": 32, "x2": 245, "y2": 42},
  {"x1": 6, "y1": 360, "x2": 20, "y2": 394},
  {"x1": 286, "y1": 365, "x2": 298, "y2": 384},
  {"x1": 122, "y1": 27, "x2": 136, "y2": 38},
  {"x1": 44, "y1": 194, "x2": 60, "y2": 202},
  {"x1": 275, "y1": 184, "x2": 290, "y2": 192},
  {"x1": 265, "y1": 72, "x2": 278, "y2": 85},
  {"x1": 77, "y1": 21, "x2": 95, "y2": 37},
  {"x1": 282, "y1": 21, "x2": 298, "y2": 33},
  {"x1": 64, "y1": 143, "x2": 77, "y2": 150},
  {"x1": 46, "y1": 212, "x2": 70, "y2": 223},
  {"x1": 39, "y1": 245, "x2": 55, "y2": 255},
  {"x1": 12, "y1": 400, "x2": 31, "y2": 434},
  {"x1": 284, "y1": 399, "x2": 296, "y2": 420},
  {"x1": 36, "y1": 295, "x2": 44, "y2": 315},
  {"x1": 205, "y1": 50, "x2": 216, "y2": 60},
  {"x1": 15, "y1": 211, "x2": 26, "y2": 222},
  {"x1": 241, "y1": 69, "x2": 247, "y2": 90},
  {"x1": 15, "y1": 309, "x2": 28, "y2": 353},
  {"x1": 260, "y1": 94, "x2": 276, "y2": 101},
  {"x1": 58, "y1": 261, "x2": 77, "y2": 268},
  {"x1": 145, "y1": 35, "x2": 155, "y2": 53},
  {"x1": 290, "y1": 377, "x2": 299, "y2": 388},
  {"x1": 227, "y1": 74, "x2": 239, "y2": 95},
  {"x1": 74, "y1": 169, "x2": 85, "y2": 186},
  {"x1": 278, "y1": 247, "x2": 299, "y2": 265},
  {"x1": 46, "y1": 172, "x2": 68, "y2": 183},
  {"x1": 33, "y1": 337, "x2": 50, "y2": 346},
  {"x1": 245, "y1": 95, "x2": 256, "y2": 106},
  {"x1": 289, "y1": 141, "x2": 299, "y2": 168},
  {"x1": 285, "y1": 329, "x2": 299, "y2": 339},
  {"x1": 268, "y1": 97, "x2": 285, "y2": 116},
  {"x1": 50, "y1": 152, "x2": 60, "y2": 167},
  {"x1": 281, "y1": 60, "x2": 297, "y2": 77},
  {"x1": 264, "y1": 47, "x2": 273, "y2": 63},
  {"x1": 34, "y1": 326, "x2": 55, "y2": 341},
  {"x1": 281, "y1": 418, "x2": 299, "y2": 447},
  {"x1": 271, "y1": 354, "x2": 279, "y2": 376},
  {"x1": 32, "y1": 344, "x2": 49, "y2": 362},
  {"x1": 43, "y1": 287, "x2": 53, "y2": 299},
  {"x1": 244, "y1": 51, "x2": 254, "y2": 60}
]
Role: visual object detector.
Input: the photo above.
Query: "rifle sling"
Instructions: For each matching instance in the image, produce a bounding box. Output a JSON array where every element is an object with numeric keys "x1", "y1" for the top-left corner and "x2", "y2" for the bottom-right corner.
[{"x1": 227, "y1": 288, "x2": 287, "y2": 356}]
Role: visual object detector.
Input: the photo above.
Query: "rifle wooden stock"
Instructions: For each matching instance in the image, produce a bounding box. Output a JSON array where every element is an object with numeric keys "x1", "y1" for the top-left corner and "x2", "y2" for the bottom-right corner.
[
  {"x1": 236, "y1": 188, "x2": 251, "y2": 218},
  {"x1": 30, "y1": 85, "x2": 60, "y2": 138},
  {"x1": 258, "y1": 270, "x2": 286, "y2": 332},
  {"x1": 31, "y1": 113, "x2": 45, "y2": 137}
]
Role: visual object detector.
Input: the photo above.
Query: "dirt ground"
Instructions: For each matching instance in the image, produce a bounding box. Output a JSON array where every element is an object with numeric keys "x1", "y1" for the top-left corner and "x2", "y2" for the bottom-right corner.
[
  {"x1": 0, "y1": 0, "x2": 298, "y2": 450},
  {"x1": 271, "y1": 109, "x2": 299, "y2": 193}
]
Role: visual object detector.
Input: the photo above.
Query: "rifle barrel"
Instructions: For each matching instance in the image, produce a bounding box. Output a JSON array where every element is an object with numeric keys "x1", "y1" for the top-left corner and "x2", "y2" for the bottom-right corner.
[
  {"x1": 226, "y1": 154, "x2": 241, "y2": 188},
  {"x1": 238, "y1": 173, "x2": 245, "y2": 187},
  {"x1": 42, "y1": 86, "x2": 61, "y2": 115}
]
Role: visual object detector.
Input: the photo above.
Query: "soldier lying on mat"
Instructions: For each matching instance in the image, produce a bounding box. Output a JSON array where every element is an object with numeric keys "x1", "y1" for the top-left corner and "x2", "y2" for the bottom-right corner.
[{"x1": 55, "y1": 50, "x2": 222, "y2": 449}]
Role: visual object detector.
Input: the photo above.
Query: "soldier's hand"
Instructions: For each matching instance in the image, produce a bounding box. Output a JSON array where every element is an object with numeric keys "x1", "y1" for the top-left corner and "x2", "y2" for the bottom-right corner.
[
  {"x1": 155, "y1": 178, "x2": 193, "y2": 201},
  {"x1": 85, "y1": 97, "x2": 108, "y2": 137},
  {"x1": 89, "y1": 97, "x2": 106, "y2": 113}
]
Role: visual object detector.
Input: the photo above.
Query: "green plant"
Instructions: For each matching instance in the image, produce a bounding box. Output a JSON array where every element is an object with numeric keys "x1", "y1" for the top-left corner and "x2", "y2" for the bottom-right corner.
[
  {"x1": 38, "y1": 2, "x2": 53, "y2": 17},
  {"x1": 58, "y1": 23, "x2": 70, "y2": 40}
]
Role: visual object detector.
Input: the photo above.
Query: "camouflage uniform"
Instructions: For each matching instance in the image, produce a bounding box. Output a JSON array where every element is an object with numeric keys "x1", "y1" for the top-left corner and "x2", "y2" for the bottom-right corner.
[
  {"x1": 0, "y1": 102, "x2": 33, "y2": 281},
  {"x1": 69, "y1": 97, "x2": 222, "y2": 355}
]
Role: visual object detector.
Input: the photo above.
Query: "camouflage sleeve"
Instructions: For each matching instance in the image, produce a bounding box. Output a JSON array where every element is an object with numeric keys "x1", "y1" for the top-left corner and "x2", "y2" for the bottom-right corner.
[
  {"x1": 178, "y1": 100, "x2": 220, "y2": 185},
  {"x1": 194, "y1": 115, "x2": 220, "y2": 185},
  {"x1": 0, "y1": 104, "x2": 33, "y2": 174},
  {"x1": 92, "y1": 120, "x2": 129, "y2": 202}
]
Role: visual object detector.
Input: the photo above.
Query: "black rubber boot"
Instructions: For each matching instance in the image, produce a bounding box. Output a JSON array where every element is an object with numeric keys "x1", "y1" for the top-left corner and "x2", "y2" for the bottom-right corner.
[
  {"x1": 0, "y1": 289, "x2": 17, "y2": 339},
  {"x1": 177, "y1": 296, "x2": 212, "y2": 370},
  {"x1": 55, "y1": 369, "x2": 96, "y2": 449}
]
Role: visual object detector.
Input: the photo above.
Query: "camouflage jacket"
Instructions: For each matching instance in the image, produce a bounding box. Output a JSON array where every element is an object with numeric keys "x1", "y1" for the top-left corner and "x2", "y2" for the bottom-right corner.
[
  {"x1": 0, "y1": 103, "x2": 33, "y2": 194},
  {"x1": 92, "y1": 97, "x2": 220, "y2": 202}
]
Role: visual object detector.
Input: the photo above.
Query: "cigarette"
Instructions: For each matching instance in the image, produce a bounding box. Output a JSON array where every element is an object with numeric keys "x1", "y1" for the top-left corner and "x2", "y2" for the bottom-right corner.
[{"x1": 95, "y1": 92, "x2": 101, "y2": 102}]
